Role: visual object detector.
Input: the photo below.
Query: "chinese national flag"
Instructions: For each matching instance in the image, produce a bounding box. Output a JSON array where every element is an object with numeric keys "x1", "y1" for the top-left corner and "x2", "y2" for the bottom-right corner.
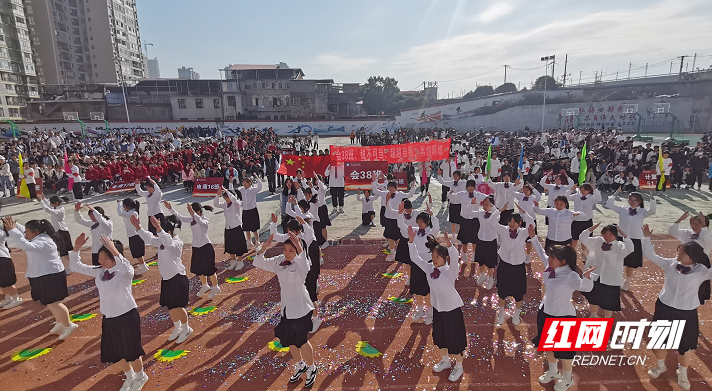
[{"x1": 278, "y1": 155, "x2": 331, "y2": 178}]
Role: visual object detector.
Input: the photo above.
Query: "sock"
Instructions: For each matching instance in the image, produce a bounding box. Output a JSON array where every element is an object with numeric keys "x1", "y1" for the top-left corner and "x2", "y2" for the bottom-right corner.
[
  {"x1": 124, "y1": 369, "x2": 135, "y2": 380},
  {"x1": 679, "y1": 366, "x2": 687, "y2": 374},
  {"x1": 455, "y1": 360, "x2": 463, "y2": 369},
  {"x1": 658, "y1": 359, "x2": 665, "y2": 368},
  {"x1": 547, "y1": 361, "x2": 559, "y2": 375},
  {"x1": 441, "y1": 355, "x2": 450, "y2": 363},
  {"x1": 562, "y1": 370, "x2": 572, "y2": 382},
  {"x1": 173, "y1": 320, "x2": 182, "y2": 330},
  {"x1": 182, "y1": 319, "x2": 189, "y2": 329},
  {"x1": 498, "y1": 305, "x2": 504, "y2": 313},
  {"x1": 308, "y1": 364, "x2": 316, "y2": 371},
  {"x1": 135, "y1": 370, "x2": 146, "y2": 379},
  {"x1": 514, "y1": 307, "x2": 521, "y2": 315}
]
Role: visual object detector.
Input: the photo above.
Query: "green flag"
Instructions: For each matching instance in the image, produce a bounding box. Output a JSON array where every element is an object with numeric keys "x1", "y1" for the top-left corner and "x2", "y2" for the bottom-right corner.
[
  {"x1": 578, "y1": 143, "x2": 587, "y2": 185},
  {"x1": 485, "y1": 145, "x2": 492, "y2": 179}
]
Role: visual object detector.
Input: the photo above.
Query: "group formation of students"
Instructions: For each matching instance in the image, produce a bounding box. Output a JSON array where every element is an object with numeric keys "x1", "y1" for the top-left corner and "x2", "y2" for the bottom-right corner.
[{"x1": 1, "y1": 157, "x2": 711, "y2": 391}]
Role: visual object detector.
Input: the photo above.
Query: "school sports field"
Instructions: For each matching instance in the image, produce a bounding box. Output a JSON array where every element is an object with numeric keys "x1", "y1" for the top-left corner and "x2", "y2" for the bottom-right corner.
[{"x1": 1, "y1": 234, "x2": 711, "y2": 391}]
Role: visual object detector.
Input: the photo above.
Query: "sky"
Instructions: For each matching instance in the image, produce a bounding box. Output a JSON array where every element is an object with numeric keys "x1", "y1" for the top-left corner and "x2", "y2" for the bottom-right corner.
[{"x1": 136, "y1": 0, "x2": 712, "y2": 98}]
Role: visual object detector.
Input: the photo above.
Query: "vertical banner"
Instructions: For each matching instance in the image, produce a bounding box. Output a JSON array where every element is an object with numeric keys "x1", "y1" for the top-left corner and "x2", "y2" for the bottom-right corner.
[
  {"x1": 16, "y1": 177, "x2": 43, "y2": 198},
  {"x1": 193, "y1": 177, "x2": 224, "y2": 197},
  {"x1": 344, "y1": 161, "x2": 388, "y2": 191},
  {"x1": 393, "y1": 171, "x2": 408, "y2": 191}
]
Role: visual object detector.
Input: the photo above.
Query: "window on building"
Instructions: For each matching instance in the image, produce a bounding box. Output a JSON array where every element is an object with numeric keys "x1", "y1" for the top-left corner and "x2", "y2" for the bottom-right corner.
[
  {"x1": 178, "y1": 99, "x2": 186, "y2": 109},
  {"x1": 272, "y1": 82, "x2": 275, "y2": 89},
  {"x1": 227, "y1": 95, "x2": 236, "y2": 107},
  {"x1": 292, "y1": 98, "x2": 301, "y2": 105},
  {"x1": 278, "y1": 82, "x2": 282, "y2": 89},
  {"x1": 252, "y1": 82, "x2": 257, "y2": 89},
  {"x1": 9, "y1": 108, "x2": 19, "y2": 117},
  {"x1": 306, "y1": 99, "x2": 312, "y2": 109},
  {"x1": 213, "y1": 98, "x2": 220, "y2": 109},
  {"x1": 195, "y1": 98, "x2": 203, "y2": 108},
  {"x1": 261, "y1": 82, "x2": 266, "y2": 89},
  {"x1": 4, "y1": 84, "x2": 13, "y2": 92},
  {"x1": 0, "y1": 108, "x2": 4, "y2": 117}
]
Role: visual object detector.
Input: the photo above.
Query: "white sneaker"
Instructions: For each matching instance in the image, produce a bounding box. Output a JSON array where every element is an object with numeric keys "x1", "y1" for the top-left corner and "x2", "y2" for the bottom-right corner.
[
  {"x1": 208, "y1": 285, "x2": 221, "y2": 299},
  {"x1": 247, "y1": 241, "x2": 255, "y2": 250},
  {"x1": 622, "y1": 279, "x2": 631, "y2": 291},
  {"x1": 496, "y1": 309, "x2": 506, "y2": 326},
  {"x1": 647, "y1": 364, "x2": 667, "y2": 378},
  {"x1": 0, "y1": 296, "x2": 11, "y2": 307},
  {"x1": 234, "y1": 260, "x2": 245, "y2": 270},
  {"x1": 176, "y1": 326, "x2": 193, "y2": 344},
  {"x1": 424, "y1": 311, "x2": 433, "y2": 325},
  {"x1": 386, "y1": 253, "x2": 395, "y2": 262},
  {"x1": 512, "y1": 309, "x2": 521, "y2": 325},
  {"x1": 226, "y1": 259, "x2": 237, "y2": 270},
  {"x1": 50, "y1": 322, "x2": 64, "y2": 334},
  {"x1": 524, "y1": 254, "x2": 531, "y2": 264},
  {"x1": 412, "y1": 307, "x2": 424, "y2": 322},
  {"x1": 119, "y1": 376, "x2": 134, "y2": 391},
  {"x1": 677, "y1": 368, "x2": 691, "y2": 390},
  {"x1": 2, "y1": 297, "x2": 22, "y2": 309},
  {"x1": 305, "y1": 365, "x2": 317, "y2": 388},
  {"x1": 476, "y1": 274, "x2": 487, "y2": 286},
  {"x1": 433, "y1": 359, "x2": 451, "y2": 373},
  {"x1": 168, "y1": 326, "x2": 182, "y2": 341},
  {"x1": 320, "y1": 242, "x2": 329, "y2": 250},
  {"x1": 58, "y1": 323, "x2": 78, "y2": 340},
  {"x1": 290, "y1": 361, "x2": 307, "y2": 382},
  {"x1": 448, "y1": 365, "x2": 463, "y2": 382},
  {"x1": 319, "y1": 258, "x2": 324, "y2": 266},
  {"x1": 332, "y1": 208, "x2": 338, "y2": 214},
  {"x1": 554, "y1": 377, "x2": 574, "y2": 391},
  {"x1": 339, "y1": 206, "x2": 344, "y2": 212},
  {"x1": 539, "y1": 372, "x2": 561, "y2": 384},
  {"x1": 310, "y1": 317, "x2": 322, "y2": 333},
  {"x1": 197, "y1": 284, "x2": 211, "y2": 297},
  {"x1": 135, "y1": 263, "x2": 149, "y2": 275},
  {"x1": 485, "y1": 276, "x2": 494, "y2": 290},
  {"x1": 129, "y1": 372, "x2": 149, "y2": 391}
]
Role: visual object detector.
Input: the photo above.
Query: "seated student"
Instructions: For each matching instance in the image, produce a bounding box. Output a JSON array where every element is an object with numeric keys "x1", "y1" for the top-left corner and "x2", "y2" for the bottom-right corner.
[{"x1": 623, "y1": 172, "x2": 639, "y2": 192}]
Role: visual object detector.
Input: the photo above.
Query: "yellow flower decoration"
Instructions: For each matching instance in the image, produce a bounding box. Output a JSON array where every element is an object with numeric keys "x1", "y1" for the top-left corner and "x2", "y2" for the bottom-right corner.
[
  {"x1": 154, "y1": 349, "x2": 189, "y2": 362},
  {"x1": 225, "y1": 276, "x2": 249, "y2": 283},
  {"x1": 268, "y1": 341, "x2": 289, "y2": 352},
  {"x1": 70, "y1": 314, "x2": 97, "y2": 322},
  {"x1": 356, "y1": 341, "x2": 383, "y2": 358},
  {"x1": 12, "y1": 348, "x2": 52, "y2": 361},
  {"x1": 190, "y1": 306, "x2": 217, "y2": 316}
]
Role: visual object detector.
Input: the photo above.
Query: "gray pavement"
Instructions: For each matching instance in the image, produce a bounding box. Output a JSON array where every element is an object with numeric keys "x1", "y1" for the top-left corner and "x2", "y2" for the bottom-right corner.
[{"x1": 3, "y1": 136, "x2": 711, "y2": 249}]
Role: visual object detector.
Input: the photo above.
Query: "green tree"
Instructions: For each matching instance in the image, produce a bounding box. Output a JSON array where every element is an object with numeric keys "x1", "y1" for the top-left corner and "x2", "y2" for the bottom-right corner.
[
  {"x1": 360, "y1": 76, "x2": 404, "y2": 115},
  {"x1": 463, "y1": 85, "x2": 495, "y2": 99},
  {"x1": 533, "y1": 75, "x2": 559, "y2": 91},
  {"x1": 494, "y1": 82, "x2": 517, "y2": 94}
]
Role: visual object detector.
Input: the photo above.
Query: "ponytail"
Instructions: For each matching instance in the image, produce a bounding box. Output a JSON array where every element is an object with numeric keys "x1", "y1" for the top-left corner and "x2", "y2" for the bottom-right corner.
[
  {"x1": 425, "y1": 234, "x2": 449, "y2": 262},
  {"x1": 122, "y1": 198, "x2": 140, "y2": 213},
  {"x1": 25, "y1": 219, "x2": 63, "y2": 249}
]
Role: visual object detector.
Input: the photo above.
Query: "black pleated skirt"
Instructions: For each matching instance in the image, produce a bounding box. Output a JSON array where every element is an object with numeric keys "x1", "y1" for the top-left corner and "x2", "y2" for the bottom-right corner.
[
  {"x1": 623, "y1": 238, "x2": 643, "y2": 268},
  {"x1": 544, "y1": 238, "x2": 572, "y2": 250},
  {"x1": 652, "y1": 299, "x2": 699, "y2": 355},
  {"x1": 313, "y1": 220, "x2": 326, "y2": 246},
  {"x1": 449, "y1": 203, "x2": 462, "y2": 225},
  {"x1": 318, "y1": 205, "x2": 331, "y2": 226},
  {"x1": 496, "y1": 261, "x2": 527, "y2": 302},
  {"x1": 242, "y1": 208, "x2": 260, "y2": 232},
  {"x1": 101, "y1": 308, "x2": 145, "y2": 364},
  {"x1": 582, "y1": 279, "x2": 621, "y2": 311},
  {"x1": 56, "y1": 230, "x2": 72, "y2": 257},
  {"x1": 0, "y1": 257, "x2": 17, "y2": 288},
  {"x1": 379, "y1": 205, "x2": 386, "y2": 226},
  {"x1": 29, "y1": 271, "x2": 68, "y2": 305},
  {"x1": 533, "y1": 309, "x2": 576, "y2": 359},
  {"x1": 224, "y1": 226, "x2": 248, "y2": 256},
  {"x1": 159, "y1": 274, "x2": 189, "y2": 310},
  {"x1": 409, "y1": 258, "x2": 431, "y2": 296},
  {"x1": 475, "y1": 239, "x2": 498, "y2": 268},
  {"x1": 571, "y1": 219, "x2": 593, "y2": 241},
  {"x1": 394, "y1": 235, "x2": 410, "y2": 264},
  {"x1": 191, "y1": 243, "x2": 217, "y2": 276},
  {"x1": 275, "y1": 311, "x2": 313, "y2": 348},
  {"x1": 432, "y1": 307, "x2": 467, "y2": 355},
  {"x1": 457, "y1": 218, "x2": 479, "y2": 244},
  {"x1": 383, "y1": 217, "x2": 400, "y2": 240},
  {"x1": 362, "y1": 211, "x2": 375, "y2": 226},
  {"x1": 128, "y1": 235, "x2": 145, "y2": 259},
  {"x1": 305, "y1": 241, "x2": 320, "y2": 302}
]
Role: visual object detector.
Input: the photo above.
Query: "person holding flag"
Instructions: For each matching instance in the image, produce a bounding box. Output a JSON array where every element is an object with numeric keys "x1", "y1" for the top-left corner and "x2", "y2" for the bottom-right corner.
[
  {"x1": 17, "y1": 153, "x2": 33, "y2": 200},
  {"x1": 656, "y1": 148, "x2": 672, "y2": 194},
  {"x1": 578, "y1": 143, "x2": 588, "y2": 186}
]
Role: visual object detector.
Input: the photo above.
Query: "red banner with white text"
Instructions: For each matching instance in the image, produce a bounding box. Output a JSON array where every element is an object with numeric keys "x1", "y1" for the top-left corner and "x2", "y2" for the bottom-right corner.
[
  {"x1": 193, "y1": 177, "x2": 223, "y2": 197},
  {"x1": 330, "y1": 139, "x2": 451, "y2": 164},
  {"x1": 105, "y1": 181, "x2": 136, "y2": 195},
  {"x1": 344, "y1": 161, "x2": 388, "y2": 191},
  {"x1": 639, "y1": 169, "x2": 669, "y2": 190}
]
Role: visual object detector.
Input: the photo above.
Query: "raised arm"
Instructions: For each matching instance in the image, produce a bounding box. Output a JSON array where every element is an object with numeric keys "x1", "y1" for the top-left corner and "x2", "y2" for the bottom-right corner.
[
  {"x1": 136, "y1": 228, "x2": 162, "y2": 248},
  {"x1": 167, "y1": 207, "x2": 193, "y2": 223},
  {"x1": 642, "y1": 237, "x2": 675, "y2": 269},
  {"x1": 40, "y1": 199, "x2": 63, "y2": 215},
  {"x1": 213, "y1": 195, "x2": 226, "y2": 209},
  {"x1": 116, "y1": 202, "x2": 135, "y2": 218},
  {"x1": 69, "y1": 250, "x2": 101, "y2": 278},
  {"x1": 645, "y1": 195, "x2": 657, "y2": 216},
  {"x1": 135, "y1": 183, "x2": 148, "y2": 197},
  {"x1": 408, "y1": 242, "x2": 432, "y2": 273},
  {"x1": 431, "y1": 215, "x2": 441, "y2": 236},
  {"x1": 74, "y1": 211, "x2": 94, "y2": 227},
  {"x1": 531, "y1": 236, "x2": 550, "y2": 269},
  {"x1": 605, "y1": 194, "x2": 624, "y2": 214}
]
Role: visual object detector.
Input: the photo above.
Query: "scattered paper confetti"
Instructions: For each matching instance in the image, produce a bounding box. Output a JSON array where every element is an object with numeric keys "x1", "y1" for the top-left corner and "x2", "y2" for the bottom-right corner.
[
  {"x1": 381, "y1": 249, "x2": 391, "y2": 254},
  {"x1": 225, "y1": 276, "x2": 249, "y2": 283},
  {"x1": 246, "y1": 256, "x2": 254, "y2": 261},
  {"x1": 356, "y1": 341, "x2": 383, "y2": 358},
  {"x1": 154, "y1": 350, "x2": 189, "y2": 362},
  {"x1": 381, "y1": 272, "x2": 402, "y2": 278},
  {"x1": 132, "y1": 279, "x2": 146, "y2": 286},
  {"x1": 147, "y1": 261, "x2": 158, "y2": 266},
  {"x1": 12, "y1": 348, "x2": 52, "y2": 361},
  {"x1": 268, "y1": 340, "x2": 289, "y2": 352},
  {"x1": 387, "y1": 296, "x2": 413, "y2": 304},
  {"x1": 70, "y1": 314, "x2": 97, "y2": 322},
  {"x1": 190, "y1": 306, "x2": 217, "y2": 316}
]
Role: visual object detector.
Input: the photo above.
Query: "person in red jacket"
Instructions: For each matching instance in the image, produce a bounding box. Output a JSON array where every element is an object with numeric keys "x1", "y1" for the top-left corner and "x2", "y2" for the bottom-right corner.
[
  {"x1": 133, "y1": 163, "x2": 148, "y2": 181},
  {"x1": 120, "y1": 166, "x2": 135, "y2": 183},
  {"x1": 148, "y1": 163, "x2": 163, "y2": 183},
  {"x1": 84, "y1": 164, "x2": 101, "y2": 195}
]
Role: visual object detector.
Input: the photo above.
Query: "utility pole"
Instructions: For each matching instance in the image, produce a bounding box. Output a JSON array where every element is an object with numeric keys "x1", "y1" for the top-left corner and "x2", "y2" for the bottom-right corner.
[
  {"x1": 669, "y1": 61, "x2": 673, "y2": 75},
  {"x1": 594, "y1": 71, "x2": 598, "y2": 83},
  {"x1": 678, "y1": 55, "x2": 687, "y2": 77},
  {"x1": 562, "y1": 54, "x2": 568, "y2": 87},
  {"x1": 579, "y1": 71, "x2": 582, "y2": 85},
  {"x1": 645, "y1": 63, "x2": 648, "y2": 78},
  {"x1": 692, "y1": 53, "x2": 697, "y2": 71},
  {"x1": 616, "y1": 70, "x2": 619, "y2": 81},
  {"x1": 628, "y1": 62, "x2": 632, "y2": 79},
  {"x1": 551, "y1": 55, "x2": 556, "y2": 78},
  {"x1": 503, "y1": 65, "x2": 508, "y2": 84}
]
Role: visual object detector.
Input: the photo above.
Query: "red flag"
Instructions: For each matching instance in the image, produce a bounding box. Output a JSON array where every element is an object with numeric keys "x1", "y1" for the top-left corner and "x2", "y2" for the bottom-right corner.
[{"x1": 278, "y1": 155, "x2": 331, "y2": 178}]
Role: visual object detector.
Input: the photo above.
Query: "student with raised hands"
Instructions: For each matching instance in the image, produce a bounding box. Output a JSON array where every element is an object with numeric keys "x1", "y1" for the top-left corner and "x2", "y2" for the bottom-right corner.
[
  {"x1": 253, "y1": 233, "x2": 318, "y2": 388},
  {"x1": 0, "y1": 215, "x2": 21, "y2": 309},
  {"x1": 642, "y1": 224, "x2": 712, "y2": 391},
  {"x1": 312, "y1": 172, "x2": 331, "y2": 250},
  {"x1": 436, "y1": 168, "x2": 466, "y2": 241},
  {"x1": 451, "y1": 180, "x2": 486, "y2": 272},
  {"x1": 238, "y1": 173, "x2": 263, "y2": 249},
  {"x1": 539, "y1": 173, "x2": 576, "y2": 224},
  {"x1": 74, "y1": 202, "x2": 114, "y2": 266},
  {"x1": 37, "y1": 194, "x2": 73, "y2": 272},
  {"x1": 487, "y1": 172, "x2": 523, "y2": 225},
  {"x1": 407, "y1": 227, "x2": 465, "y2": 382},
  {"x1": 669, "y1": 211, "x2": 712, "y2": 256},
  {"x1": 371, "y1": 173, "x2": 416, "y2": 262},
  {"x1": 135, "y1": 177, "x2": 164, "y2": 236},
  {"x1": 214, "y1": 185, "x2": 248, "y2": 271},
  {"x1": 568, "y1": 183, "x2": 602, "y2": 251},
  {"x1": 356, "y1": 189, "x2": 379, "y2": 226},
  {"x1": 533, "y1": 196, "x2": 589, "y2": 252},
  {"x1": 116, "y1": 198, "x2": 149, "y2": 275},
  {"x1": 461, "y1": 195, "x2": 506, "y2": 289},
  {"x1": 513, "y1": 183, "x2": 542, "y2": 272},
  {"x1": 165, "y1": 201, "x2": 220, "y2": 299},
  {"x1": 69, "y1": 234, "x2": 148, "y2": 391},
  {"x1": 131, "y1": 214, "x2": 192, "y2": 344}
]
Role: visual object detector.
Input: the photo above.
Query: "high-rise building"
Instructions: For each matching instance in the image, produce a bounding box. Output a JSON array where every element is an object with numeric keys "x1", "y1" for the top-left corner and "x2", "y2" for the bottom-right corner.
[
  {"x1": 148, "y1": 57, "x2": 160, "y2": 78},
  {"x1": 178, "y1": 66, "x2": 199, "y2": 80},
  {"x1": 0, "y1": 0, "x2": 39, "y2": 119},
  {"x1": 27, "y1": 0, "x2": 146, "y2": 85}
]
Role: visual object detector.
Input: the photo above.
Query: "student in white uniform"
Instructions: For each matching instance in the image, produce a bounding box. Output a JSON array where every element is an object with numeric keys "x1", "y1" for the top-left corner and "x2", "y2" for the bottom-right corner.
[
  {"x1": 579, "y1": 224, "x2": 633, "y2": 318},
  {"x1": 74, "y1": 203, "x2": 114, "y2": 266},
  {"x1": 533, "y1": 196, "x2": 589, "y2": 251},
  {"x1": 165, "y1": 201, "x2": 220, "y2": 299},
  {"x1": 0, "y1": 217, "x2": 21, "y2": 309},
  {"x1": 371, "y1": 174, "x2": 416, "y2": 262},
  {"x1": 529, "y1": 225, "x2": 596, "y2": 391},
  {"x1": 4, "y1": 217, "x2": 78, "y2": 339},
  {"x1": 669, "y1": 211, "x2": 712, "y2": 256},
  {"x1": 642, "y1": 224, "x2": 712, "y2": 391},
  {"x1": 21, "y1": 160, "x2": 37, "y2": 199},
  {"x1": 253, "y1": 233, "x2": 318, "y2": 388},
  {"x1": 239, "y1": 173, "x2": 263, "y2": 248},
  {"x1": 117, "y1": 198, "x2": 149, "y2": 275},
  {"x1": 131, "y1": 214, "x2": 193, "y2": 344},
  {"x1": 606, "y1": 188, "x2": 656, "y2": 290},
  {"x1": 437, "y1": 169, "x2": 466, "y2": 241},
  {"x1": 69, "y1": 234, "x2": 149, "y2": 391},
  {"x1": 38, "y1": 195, "x2": 72, "y2": 272},
  {"x1": 407, "y1": 228, "x2": 465, "y2": 382},
  {"x1": 462, "y1": 195, "x2": 506, "y2": 289},
  {"x1": 214, "y1": 186, "x2": 249, "y2": 270},
  {"x1": 539, "y1": 173, "x2": 576, "y2": 224},
  {"x1": 356, "y1": 190, "x2": 379, "y2": 226},
  {"x1": 493, "y1": 204, "x2": 535, "y2": 326},
  {"x1": 312, "y1": 174, "x2": 331, "y2": 249},
  {"x1": 467, "y1": 166, "x2": 486, "y2": 185},
  {"x1": 451, "y1": 181, "x2": 486, "y2": 270},
  {"x1": 135, "y1": 177, "x2": 164, "y2": 236},
  {"x1": 656, "y1": 149, "x2": 673, "y2": 194},
  {"x1": 568, "y1": 183, "x2": 602, "y2": 250},
  {"x1": 487, "y1": 172, "x2": 522, "y2": 225},
  {"x1": 513, "y1": 184, "x2": 542, "y2": 270}
]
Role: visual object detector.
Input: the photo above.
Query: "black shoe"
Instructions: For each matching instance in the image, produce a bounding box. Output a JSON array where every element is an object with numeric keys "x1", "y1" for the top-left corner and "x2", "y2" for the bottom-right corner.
[
  {"x1": 305, "y1": 365, "x2": 317, "y2": 388},
  {"x1": 289, "y1": 362, "x2": 307, "y2": 383}
]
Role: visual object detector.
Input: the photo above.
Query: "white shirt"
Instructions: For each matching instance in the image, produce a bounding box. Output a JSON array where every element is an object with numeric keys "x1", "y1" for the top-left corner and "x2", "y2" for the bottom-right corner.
[
  {"x1": 9, "y1": 226, "x2": 64, "y2": 278},
  {"x1": 75, "y1": 210, "x2": 114, "y2": 254},
  {"x1": 371, "y1": 182, "x2": 415, "y2": 220},
  {"x1": 239, "y1": 179, "x2": 263, "y2": 211},
  {"x1": 513, "y1": 189, "x2": 542, "y2": 217},
  {"x1": 0, "y1": 229, "x2": 10, "y2": 258},
  {"x1": 467, "y1": 173, "x2": 486, "y2": 185},
  {"x1": 452, "y1": 191, "x2": 487, "y2": 213},
  {"x1": 357, "y1": 194, "x2": 379, "y2": 213},
  {"x1": 23, "y1": 167, "x2": 35, "y2": 184},
  {"x1": 270, "y1": 221, "x2": 316, "y2": 247},
  {"x1": 437, "y1": 176, "x2": 466, "y2": 203},
  {"x1": 668, "y1": 225, "x2": 712, "y2": 256},
  {"x1": 579, "y1": 233, "x2": 633, "y2": 286},
  {"x1": 461, "y1": 205, "x2": 500, "y2": 242},
  {"x1": 70, "y1": 251, "x2": 137, "y2": 318},
  {"x1": 487, "y1": 158, "x2": 502, "y2": 178},
  {"x1": 137, "y1": 228, "x2": 186, "y2": 280},
  {"x1": 606, "y1": 196, "x2": 656, "y2": 239},
  {"x1": 214, "y1": 192, "x2": 243, "y2": 229},
  {"x1": 287, "y1": 201, "x2": 319, "y2": 223},
  {"x1": 488, "y1": 179, "x2": 523, "y2": 209},
  {"x1": 116, "y1": 204, "x2": 139, "y2": 237},
  {"x1": 312, "y1": 178, "x2": 327, "y2": 207},
  {"x1": 409, "y1": 242, "x2": 463, "y2": 312},
  {"x1": 170, "y1": 209, "x2": 211, "y2": 248},
  {"x1": 438, "y1": 160, "x2": 457, "y2": 181},
  {"x1": 569, "y1": 189, "x2": 602, "y2": 220},
  {"x1": 534, "y1": 207, "x2": 588, "y2": 242},
  {"x1": 656, "y1": 157, "x2": 673, "y2": 175},
  {"x1": 392, "y1": 207, "x2": 439, "y2": 239},
  {"x1": 40, "y1": 199, "x2": 68, "y2": 231},
  {"x1": 253, "y1": 250, "x2": 314, "y2": 319},
  {"x1": 643, "y1": 237, "x2": 712, "y2": 310},
  {"x1": 539, "y1": 177, "x2": 575, "y2": 207},
  {"x1": 325, "y1": 165, "x2": 345, "y2": 188},
  {"x1": 495, "y1": 212, "x2": 534, "y2": 265},
  {"x1": 532, "y1": 239, "x2": 593, "y2": 316},
  {"x1": 135, "y1": 183, "x2": 164, "y2": 217}
]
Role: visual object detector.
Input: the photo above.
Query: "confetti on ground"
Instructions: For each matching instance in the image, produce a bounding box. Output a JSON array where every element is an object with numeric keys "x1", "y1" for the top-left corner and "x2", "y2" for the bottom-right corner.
[
  {"x1": 12, "y1": 348, "x2": 52, "y2": 361},
  {"x1": 225, "y1": 276, "x2": 249, "y2": 283},
  {"x1": 268, "y1": 341, "x2": 289, "y2": 352},
  {"x1": 355, "y1": 341, "x2": 382, "y2": 358},
  {"x1": 190, "y1": 306, "x2": 217, "y2": 316},
  {"x1": 154, "y1": 350, "x2": 189, "y2": 362},
  {"x1": 381, "y1": 249, "x2": 391, "y2": 254},
  {"x1": 246, "y1": 256, "x2": 254, "y2": 261},
  {"x1": 147, "y1": 261, "x2": 158, "y2": 266},
  {"x1": 70, "y1": 314, "x2": 97, "y2": 322},
  {"x1": 381, "y1": 272, "x2": 402, "y2": 278},
  {"x1": 131, "y1": 279, "x2": 146, "y2": 285},
  {"x1": 387, "y1": 296, "x2": 413, "y2": 304}
]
